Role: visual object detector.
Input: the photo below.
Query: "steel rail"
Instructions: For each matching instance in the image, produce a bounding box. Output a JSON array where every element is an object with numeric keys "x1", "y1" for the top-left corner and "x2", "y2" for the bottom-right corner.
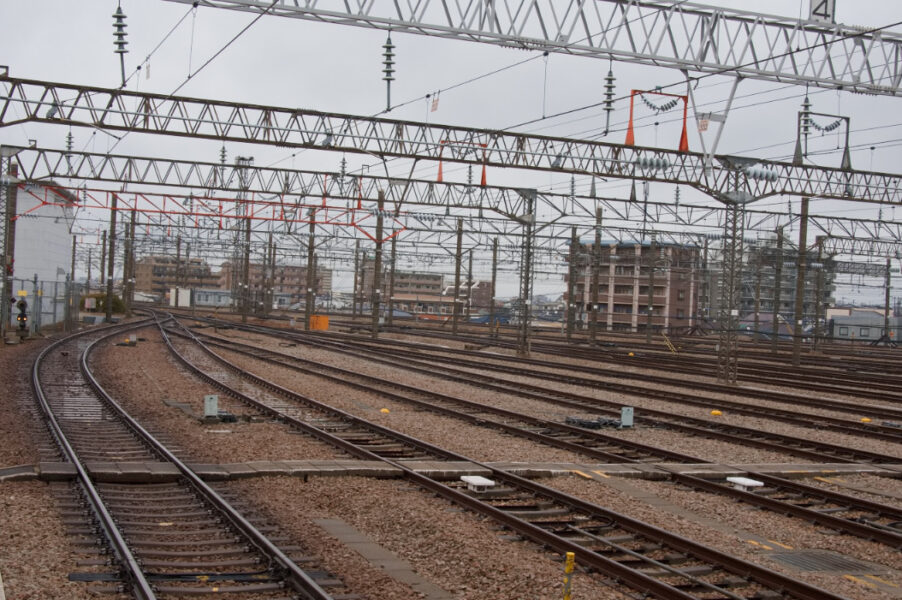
[
  {"x1": 222, "y1": 324, "x2": 899, "y2": 463},
  {"x1": 94, "y1": 312, "x2": 336, "y2": 600},
  {"x1": 160, "y1": 313, "x2": 846, "y2": 600},
  {"x1": 661, "y1": 469, "x2": 902, "y2": 549},
  {"x1": 174, "y1": 327, "x2": 701, "y2": 464},
  {"x1": 184, "y1": 324, "x2": 902, "y2": 548},
  {"x1": 31, "y1": 321, "x2": 159, "y2": 600},
  {"x1": 311, "y1": 330, "x2": 902, "y2": 441}
]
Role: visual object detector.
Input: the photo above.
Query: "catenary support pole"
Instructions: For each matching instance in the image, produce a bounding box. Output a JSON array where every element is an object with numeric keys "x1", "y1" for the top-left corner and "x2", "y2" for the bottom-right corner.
[
  {"x1": 304, "y1": 214, "x2": 315, "y2": 330},
  {"x1": 589, "y1": 208, "x2": 602, "y2": 345},
  {"x1": 105, "y1": 194, "x2": 118, "y2": 323},
  {"x1": 792, "y1": 198, "x2": 809, "y2": 366},
  {"x1": 371, "y1": 191, "x2": 384, "y2": 339},
  {"x1": 452, "y1": 218, "x2": 463, "y2": 335}
]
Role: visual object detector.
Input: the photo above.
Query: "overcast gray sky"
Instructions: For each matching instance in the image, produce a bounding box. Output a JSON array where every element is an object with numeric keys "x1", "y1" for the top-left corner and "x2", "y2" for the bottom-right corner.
[{"x1": 2, "y1": 1, "x2": 901, "y2": 301}]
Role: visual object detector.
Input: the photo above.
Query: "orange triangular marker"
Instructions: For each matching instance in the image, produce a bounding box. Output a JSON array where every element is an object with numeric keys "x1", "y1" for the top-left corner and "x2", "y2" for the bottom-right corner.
[
  {"x1": 625, "y1": 91, "x2": 636, "y2": 146},
  {"x1": 678, "y1": 100, "x2": 689, "y2": 152}
]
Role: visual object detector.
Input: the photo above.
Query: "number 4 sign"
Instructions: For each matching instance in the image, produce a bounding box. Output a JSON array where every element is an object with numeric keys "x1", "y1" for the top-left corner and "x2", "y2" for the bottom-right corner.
[{"x1": 810, "y1": 0, "x2": 836, "y2": 23}]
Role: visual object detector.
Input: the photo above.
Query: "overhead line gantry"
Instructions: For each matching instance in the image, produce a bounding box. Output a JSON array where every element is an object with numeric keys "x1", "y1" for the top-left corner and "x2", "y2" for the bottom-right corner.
[{"x1": 166, "y1": 0, "x2": 902, "y2": 97}]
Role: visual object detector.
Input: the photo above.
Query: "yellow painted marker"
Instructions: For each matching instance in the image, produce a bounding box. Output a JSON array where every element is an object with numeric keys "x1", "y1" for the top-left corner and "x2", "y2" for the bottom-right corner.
[
  {"x1": 563, "y1": 552, "x2": 575, "y2": 600},
  {"x1": 768, "y1": 540, "x2": 793, "y2": 550},
  {"x1": 592, "y1": 470, "x2": 611, "y2": 479},
  {"x1": 844, "y1": 575, "x2": 877, "y2": 589},
  {"x1": 865, "y1": 575, "x2": 899, "y2": 588},
  {"x1": 572, "y1": 470, "x2": 592, "y2": 479}
]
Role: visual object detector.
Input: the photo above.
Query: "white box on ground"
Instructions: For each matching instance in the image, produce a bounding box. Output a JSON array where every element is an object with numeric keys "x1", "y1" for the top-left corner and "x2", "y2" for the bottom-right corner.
[
  {"x1": 203, "y1": 394, "x2": 219, "y2": 418},
  {"x1": 620, "y1": 406, "x2": 634, "y2": 427},
  {"x1": 726, "y1": 476, "x2": 763, "y2": 492},
  {"x1": 461, "y1": 475, "x2": 495, "y2": 492}
]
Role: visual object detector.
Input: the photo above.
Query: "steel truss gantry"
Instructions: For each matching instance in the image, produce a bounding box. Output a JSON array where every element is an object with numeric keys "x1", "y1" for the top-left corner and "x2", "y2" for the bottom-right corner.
[
  {"x1": 2, "y1": 75, "x2": 902, "y2": 205},
  {"x1": 16, "y1": 145, "x2": 902, "y2": 251},
  {"x1": 168, "y1": 0, "x2": 902, "y2": 96}
]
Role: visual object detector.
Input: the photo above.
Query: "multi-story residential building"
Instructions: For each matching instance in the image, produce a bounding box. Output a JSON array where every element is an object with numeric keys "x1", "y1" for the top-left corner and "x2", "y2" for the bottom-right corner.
[
  {"x1": 218, "y1": 262, "x2": 332, "y2": 304},
  {"x1": 565, "y1": 241, "x2": 701, "y2": 333},
  {"x1": 738, "y1": 239, "x2": 835, "y2": 321},
  {"x1": 134, "y1": 255, "x2": 219, "y2": 297}
]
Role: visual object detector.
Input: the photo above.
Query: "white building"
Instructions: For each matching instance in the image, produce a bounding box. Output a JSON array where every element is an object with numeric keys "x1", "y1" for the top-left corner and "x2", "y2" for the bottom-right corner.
[{"x1": 9, "y1": 183, "x2": 76, "y2": 328}]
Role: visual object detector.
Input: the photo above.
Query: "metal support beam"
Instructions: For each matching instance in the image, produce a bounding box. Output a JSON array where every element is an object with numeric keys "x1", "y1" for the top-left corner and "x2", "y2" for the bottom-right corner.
[
  {"x1": 716, "y1": 201, "x2": 744, "y2": 384},
  {"x1": 771, "y1": 227, "x2": 784, "y2": 354},
  {"x1": 169, "y1": 0, "x2": 902, "y2": 96},
  {"x1": 304, "y1": 213, "x2": 315, "y2": 330},
  {"x1": 490, "y1": 237, "x2": 498, "y2": 338},
  {"x1": 371, "y1": 191, "x2": 384, "y2": 339},
  {"x1": 452, "y1": 218, "x2": 463, "y2": 335},
  {"x1": 589, "y1": 209, "x2": 602, "y2": 345},
  {"x1": 566, "y1": 226, "x2": 578, "y2": 342},
  {"x1": 105, "y1": 193, "x2": 118, "y2": 323},
  {"x1": 3, "y1": 77, "x2": 901, "y2": 204},
  {"x1": 387, "y1": 234, "x2": 396, "y2": 327},
  {"x1": 792, "y1": 198, "x2": 810, "y2": 366},
  {"x1": 516, "y1": 190, "x2": 537, "y2": 356}
]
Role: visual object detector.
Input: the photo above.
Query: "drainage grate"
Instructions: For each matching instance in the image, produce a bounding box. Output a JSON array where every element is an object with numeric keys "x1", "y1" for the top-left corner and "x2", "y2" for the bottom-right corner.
[{"x1": 768, "y1": 550, "x2": 887, "y2": 574}]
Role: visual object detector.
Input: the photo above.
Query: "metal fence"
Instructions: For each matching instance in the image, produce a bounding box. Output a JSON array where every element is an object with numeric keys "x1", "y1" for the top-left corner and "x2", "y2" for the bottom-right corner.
[{"x1": 5, "y1": 276, "x2": 82, "y2": 336}]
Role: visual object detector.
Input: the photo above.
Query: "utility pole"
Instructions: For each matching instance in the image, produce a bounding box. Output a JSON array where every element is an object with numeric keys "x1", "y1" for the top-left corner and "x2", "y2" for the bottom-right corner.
[
  {"x1": 490, "y1": 237, "x2": 498, "y2": 338},
  {"x1": 465, "y1": 249, "x2": 473, "y2": 320},
  {"x1": 753, "y1": 251, "x2": 762, "y2": 343},
  {"x1": 792, "y1": 198, "x2": 809, "y2": 366},
  {"x1": 566, "y1": 226, "x2": 578, "y2": 342},
  {"x1": 86, "y1": 247, "x2": 92, "y2": 294},
  {"x1": 589, "y1": 208, "x2": 602, "y2": 345},
  {"x1": 772, "y1": 227, "x2": 784, "y2": 354},
  {"x1": 236, "y1": 156, "x2": 253, "y2": 323},
  {"x1": 123, "y1": 208, "x2": 136, "y2": 317},
  {"x1": 174, "y1": 236, "x2": 182, "y2": 309},
  {"x1": 452, "y1": 218, "x2": 463, "y2": 335},
  {"x1": 387, "y1": 234, "x2": 397, "y2": 327},
  {"x1": 370, "y1": 191, "x2": 384, "y2": 338},
  {"x1": 884, "y1": 258, "x2": 892, "y2": 343},
  {"x1": 105, "y1": 194, "x2": 118, "y2": 323},
  {"x1": 516, "y1": 191, "x2": 536, "y2": 356},
  {"x1": 304, "y1": 214, "x2": 316, "y2": 330},
  {"x1": 69, "y1": 236, "x2": 77, "y2": 331},
  {"x1": 100, "y1": 230, "x2": 107, "y2": 287},
  {"x1": 813, "y1": 236, "x2": 825, "y2": 352},
  {"x1": 352, "y1": 241, "x2": 361, "y2": 319},
  {"x1": 645, "y1": 234, "x2": 656, "y2": 345}
]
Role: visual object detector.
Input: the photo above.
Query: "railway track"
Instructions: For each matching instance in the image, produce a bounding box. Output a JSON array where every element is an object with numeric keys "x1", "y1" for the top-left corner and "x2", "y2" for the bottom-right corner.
[
  {"x1": 348, "y1": 332, "x2": 902, "y2": 429},
  {"x1": 144, "y1": 314, "x2": 884, "y2": 597},
  {"x1": 188, "y1": 313, "x2": 902, "y2": 438},
  {"x1": 169, "y1": 319, "x2": 902, "y2": 550},
  {"x1": 190, "y1": 317, "x2": 902, "y2": 464},
  {"x1": 31, "y1": 319, "x2": 344, "y2": 599},
  {"x1": 323, "y1": 316, "x2": 902, "y2": 402}
]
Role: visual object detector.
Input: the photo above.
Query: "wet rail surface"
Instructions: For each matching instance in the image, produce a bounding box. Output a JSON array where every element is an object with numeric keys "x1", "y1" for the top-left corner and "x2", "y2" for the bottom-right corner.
[
  {"x1": 32, "y1": 319, "x2": 344, "y2": 599},
  {"x1": 317, "y1": 316, "x2": 902, "y2": 401},
  {"x1": 151, "y1": 314, "x2": 867, "y2": 599},
  {"x1": 181, "y1": 316, "x2": 902, "y2": 464},
  {"x1": 169, "y1": 320, "x2": 902, "y2": 550}
]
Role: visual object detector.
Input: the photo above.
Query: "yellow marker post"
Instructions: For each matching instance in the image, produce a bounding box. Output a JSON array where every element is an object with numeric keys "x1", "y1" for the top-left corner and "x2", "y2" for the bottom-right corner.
[{"x1": 563, "y1": 552, "x2": 575, "y2": 600}]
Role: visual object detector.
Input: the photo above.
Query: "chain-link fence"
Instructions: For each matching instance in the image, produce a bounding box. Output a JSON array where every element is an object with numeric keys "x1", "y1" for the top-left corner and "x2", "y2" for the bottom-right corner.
[{"x1": 5, "y1": 276, "x2": 82, "y2": 336}]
